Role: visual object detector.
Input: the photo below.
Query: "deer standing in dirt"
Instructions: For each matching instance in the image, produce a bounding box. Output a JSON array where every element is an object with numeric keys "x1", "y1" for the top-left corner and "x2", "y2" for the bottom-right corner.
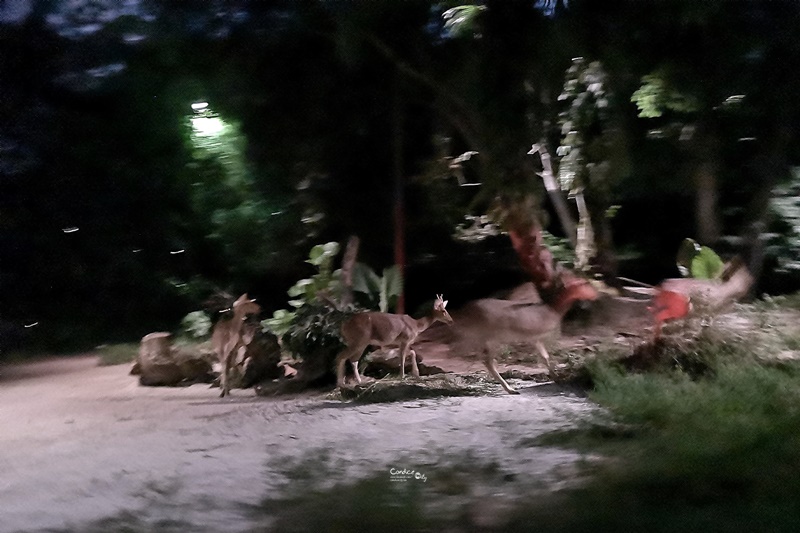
[
  {"x1": 335, "y1": 295, "x2": 454, "y2": 388},
  {"x1": 212, "y1": 293, "x2": 261, "y2": 397},
  {"x1": 446, "y1": 275, "x2": 598, "y2": 394}
]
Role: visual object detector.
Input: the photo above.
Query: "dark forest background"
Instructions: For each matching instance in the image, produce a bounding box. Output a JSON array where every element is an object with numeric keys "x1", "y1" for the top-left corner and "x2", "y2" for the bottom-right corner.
[{"x1": 2, "y1": 0, "x2": 800, "y2": 351}]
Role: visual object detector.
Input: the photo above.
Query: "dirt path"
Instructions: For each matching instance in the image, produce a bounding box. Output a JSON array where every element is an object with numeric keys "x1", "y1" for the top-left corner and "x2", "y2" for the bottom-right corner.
[{"x1": 0, "y1": 355, "x2": 596, "y2": 533}]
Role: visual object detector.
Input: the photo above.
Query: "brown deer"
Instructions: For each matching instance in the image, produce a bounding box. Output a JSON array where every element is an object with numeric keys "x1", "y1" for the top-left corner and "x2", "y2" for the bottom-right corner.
[
  {"x1": 446, "y1": 275, "x2": 598, "y2": 394},
  {"x1": 212, "y1": 293, "x2": 261, "y2": 397},
  {"x1": 335, "y1": 295, "x2": 454, "y2": 388}
]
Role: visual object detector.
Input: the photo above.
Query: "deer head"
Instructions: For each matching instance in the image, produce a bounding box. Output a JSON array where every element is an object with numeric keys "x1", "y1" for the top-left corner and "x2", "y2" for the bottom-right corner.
[
  {"x1": 434, "y1": 294, "x2": 454, "y2": 325},
  {"x1": 233, "y1": 293, "x2": 261, "y2": 318}
]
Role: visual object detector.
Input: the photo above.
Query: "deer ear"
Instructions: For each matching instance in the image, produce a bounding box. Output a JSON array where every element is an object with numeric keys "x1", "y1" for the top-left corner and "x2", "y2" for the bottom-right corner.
[{"x1": 443, "y1": 300, "x2": 448, "y2": 308}]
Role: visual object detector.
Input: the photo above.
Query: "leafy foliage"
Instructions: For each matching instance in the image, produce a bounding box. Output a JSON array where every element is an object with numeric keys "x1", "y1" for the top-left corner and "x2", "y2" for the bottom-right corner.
[
  {"x1": 442, "y1": 5, "x2": 486, "y2": 38},
  {"x1": 351, "y1": 263, "x2": 403, "y2": 313},
  {"x1": 631, "y1": 70, "x2": 702, "y2": 119},
  {"x1": 262, "y1": 242, "x2": 343, "y2": 338},
  {"x1": 281, "y1": 300, "x2": 354, "y2": 363},
  {"x1": 262, "y1": 241, "x2": 403, "y2": 365},
  {"x1": 180, "y1": 311, "x2": 212, "y2": 340},
  {"x1": 541, "y1": 230, "x2": 577, "y2": 267},
  {"x1": 557, "y1": 58, "x2": 613, "y2": 193}
]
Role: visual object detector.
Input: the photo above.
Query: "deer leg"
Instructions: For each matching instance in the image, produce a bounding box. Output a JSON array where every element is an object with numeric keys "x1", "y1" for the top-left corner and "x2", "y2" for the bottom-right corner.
[
  {"x1": 483, "y1": 352, "x2": 519, "y2": 395},
  {"x1": 399, "y1": 344, "x2": 407, "y2": 380},
  {"x1": 535, "y1": 341, "x2": 554, "y2": 374},
  {"x1": 409, "y1": 348, "x2": 420, "y2": 379},
  {"x1": 350, "y1": 359, "x2": 363, "y2": 384},
  {"x1": 335, "y1": 351, "x2": 350, "y2": 388},
  {"x1": 335, "y1": 344, "x2": 363, "y2": 388},
  {"x1": 220, "y1": 351, "x2": 233, "y2": 398}
]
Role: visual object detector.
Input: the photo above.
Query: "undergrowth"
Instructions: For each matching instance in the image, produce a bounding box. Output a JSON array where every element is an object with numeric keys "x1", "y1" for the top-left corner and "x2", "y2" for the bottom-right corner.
[{"x1": 522, "y1": 319, "x2": 800, "y2": 532}]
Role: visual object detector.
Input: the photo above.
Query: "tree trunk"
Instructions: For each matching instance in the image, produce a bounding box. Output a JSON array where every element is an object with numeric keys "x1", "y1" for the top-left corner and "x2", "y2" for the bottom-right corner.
[
  {"x1": 506, "y1": 222, "x2": 560, "y2": 303},
  {"x1": 530, "y1": 143, "x2": 577, "y2": 247},
  {"x1": 694, "y1": 159, "x2": 721, "y2": 245},
  {"x1": 339, "y1": 235, "x2": 360, "y2": 306},
  {"x1": 573, "y1": 189, "x2": 595, "y2": 272}
]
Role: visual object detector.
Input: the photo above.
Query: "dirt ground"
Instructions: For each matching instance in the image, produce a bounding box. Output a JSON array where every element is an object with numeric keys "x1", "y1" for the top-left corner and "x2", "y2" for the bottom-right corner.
[{"x1": 0, "y1": 354, "x2": 596, "y2": 533}]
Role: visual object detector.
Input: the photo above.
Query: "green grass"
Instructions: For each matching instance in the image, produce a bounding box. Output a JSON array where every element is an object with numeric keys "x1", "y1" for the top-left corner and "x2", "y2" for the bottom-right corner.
[
  {"x1": 518, "y1": 328, "x2": 800, "y2": 532},
  {"x1": 95, "y1": 343, "x2": 139, "y2": 366}
]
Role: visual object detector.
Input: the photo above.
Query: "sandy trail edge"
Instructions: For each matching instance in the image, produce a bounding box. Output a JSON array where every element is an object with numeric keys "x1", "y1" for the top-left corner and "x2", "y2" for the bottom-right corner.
[{"x1": 0, "y1": 355, "x2": 595, "y2": 533}]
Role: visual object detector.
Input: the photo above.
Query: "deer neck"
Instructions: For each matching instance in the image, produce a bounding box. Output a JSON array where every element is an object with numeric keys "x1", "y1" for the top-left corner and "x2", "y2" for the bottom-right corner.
[
  {"x1": 414, "y1": 315, "x2": 435, "y2": 333},
  {"x1": 230, "y1": 308, "x2": 248, "y2": 331}
]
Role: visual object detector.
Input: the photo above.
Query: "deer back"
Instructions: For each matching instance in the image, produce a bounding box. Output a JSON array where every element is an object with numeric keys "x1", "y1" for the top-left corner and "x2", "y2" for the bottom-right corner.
[
  {"x1": 341, "y1": 312, "x2": 419, "y2": 348},
  {"x1": 449, "y1": 299, "x2": 563, "y2": 346}
]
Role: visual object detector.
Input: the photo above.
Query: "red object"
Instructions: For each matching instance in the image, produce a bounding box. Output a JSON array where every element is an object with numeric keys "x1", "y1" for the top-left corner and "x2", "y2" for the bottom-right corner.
[
  {"x1": 648, "y1": 289, "x2": 691, "y2": 339},
  {"x1": 507, "y1": 228, "x2": 555, "y2": 286}
]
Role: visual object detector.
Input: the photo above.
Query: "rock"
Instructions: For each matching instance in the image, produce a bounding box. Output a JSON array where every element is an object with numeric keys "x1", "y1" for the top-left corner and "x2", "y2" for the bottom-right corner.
[{"x1": 136, "y1": 332, "x2": 214, "y2": 386}]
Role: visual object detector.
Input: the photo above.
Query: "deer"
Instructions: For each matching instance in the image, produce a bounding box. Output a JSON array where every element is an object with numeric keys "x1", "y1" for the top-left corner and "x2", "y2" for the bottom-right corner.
[
  {"x1": 444, "y1": 275, "x2": 598, "y2": 394},
  {"x1": 211, "y1": 293, "x2": 261, "y2": 397},
  {"x1": 335, "y1": 295, "x2": 454, "y2": 389}
]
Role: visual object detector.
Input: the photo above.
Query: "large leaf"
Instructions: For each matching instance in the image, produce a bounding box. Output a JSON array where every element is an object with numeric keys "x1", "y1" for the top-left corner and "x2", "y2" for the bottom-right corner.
[
  {"x1": 676, "y1": 238, "x2": 724, "y2": 279},
  {"x1": 380, "y1": 265, "x2": 404, "y2": 312},
  {"x1": 691, "y1": 247, "x2": 724, "y2": 279},
  {"x1": 262, "y1": 309, "x2": 296, "y2": 337},
  {"x1": 287, "y1": 278, "x2": 314, "y2": 297},
  {"x1": 307, "y1": 241, "x2": 340, "y2": 267},
  {"x1": 352, "y1": 262, "x2": 382, "y2": 296}
]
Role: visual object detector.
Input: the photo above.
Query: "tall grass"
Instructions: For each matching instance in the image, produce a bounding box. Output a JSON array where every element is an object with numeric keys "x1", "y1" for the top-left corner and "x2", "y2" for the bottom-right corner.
[{"x1": 519, "y1": 331, "x2": 800, "y2": 532}]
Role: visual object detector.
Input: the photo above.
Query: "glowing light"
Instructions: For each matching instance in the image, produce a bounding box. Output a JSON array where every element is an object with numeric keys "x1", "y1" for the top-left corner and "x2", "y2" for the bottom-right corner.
[
  {"x1": 170, "y1": 249, "x2": 185, "y2": 255},
  {"x1": 24, "y1": 322, "x2": 39, "y2": 328},
  {"x1": 191, "y1": 116, "x2": 225, "y2": 137},
  {"x1": 191, "y1": 102, "x2": 209, "y2": 111},
  {"x1": 62, "y1": 227, "x2": 79, "y2": 233}
]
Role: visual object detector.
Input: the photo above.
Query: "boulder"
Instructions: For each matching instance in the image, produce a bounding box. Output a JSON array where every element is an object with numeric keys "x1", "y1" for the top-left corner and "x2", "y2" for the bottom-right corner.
[{"x1": 135, "y1": 332, "x2": 214, "y2": 386}]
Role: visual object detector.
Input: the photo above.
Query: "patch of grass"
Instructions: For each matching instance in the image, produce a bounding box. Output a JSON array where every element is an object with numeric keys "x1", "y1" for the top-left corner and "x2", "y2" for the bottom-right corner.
[
  {"x1": 758, "y1": 292, "x2": 800, "y2": 312},
  {"x1": 523, "y1": 329, "x2": 800, "y2": 532},
  {"x1": 95, "y1": 343, "x2": 139, "y2": 366}
]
